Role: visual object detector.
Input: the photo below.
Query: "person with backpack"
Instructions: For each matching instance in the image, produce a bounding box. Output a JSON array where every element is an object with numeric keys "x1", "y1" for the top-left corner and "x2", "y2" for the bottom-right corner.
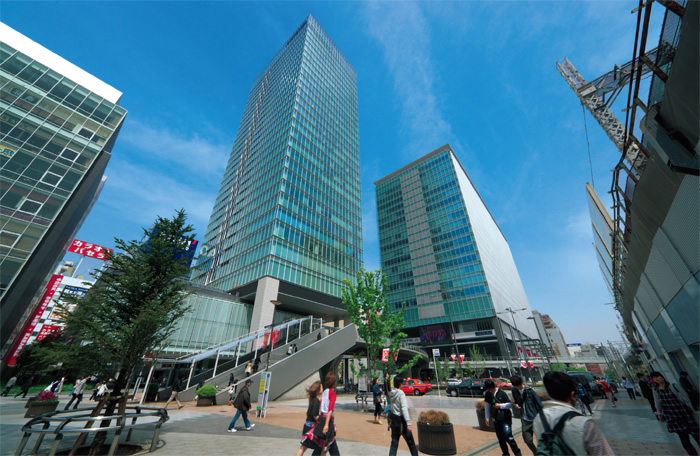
[
  {"x1": 511, "y1": 375, "x2": 543, "y2": 455},
  {"x1": 534, "y1": 372, "x2": 614, "y2": 455},
  {"x1": 228, "y1": 379, "x2": 255, "y2": 433},
  {"x1": 484, "y1": 379, "x2": 522, "y2": 456},
  {"x1": 576, "y1": 383, "x2": 594, "y2": 416}
]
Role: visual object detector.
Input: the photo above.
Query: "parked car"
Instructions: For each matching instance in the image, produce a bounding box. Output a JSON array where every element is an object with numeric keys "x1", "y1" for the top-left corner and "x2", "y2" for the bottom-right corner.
[
  {"x1": 446, "y1": 378, "x2": 462, "y2": 386},
  {"x1": 400, "y1": 378, "x2": 433, "y2": 396},
  {"x1": 446, "y1": 378, "x2": 485, "y2": 397},
  {"x1": 568, "y1": 372, "x2": 602, "y2": 397},
  {"x1": 482, "y1": 377, "x2": 512, "y2": 389}
]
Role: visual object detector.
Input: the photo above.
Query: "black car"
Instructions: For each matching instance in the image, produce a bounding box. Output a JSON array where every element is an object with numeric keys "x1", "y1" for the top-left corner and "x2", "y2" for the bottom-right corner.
[{"x1": 446, "y1": 378, "x2": 485, "y2": 397}]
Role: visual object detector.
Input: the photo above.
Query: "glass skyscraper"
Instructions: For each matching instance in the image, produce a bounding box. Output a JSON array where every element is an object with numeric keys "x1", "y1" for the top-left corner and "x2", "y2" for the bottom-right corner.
[
  {"x1": 193, "y1": 15, "x2": 362, "y2": 332},
  {"x1": 0, "y1": 23, "x2": 126, "y2": 353},
  {"x1": 375, "y1": 145, "x2": 537, "y2": 359}
]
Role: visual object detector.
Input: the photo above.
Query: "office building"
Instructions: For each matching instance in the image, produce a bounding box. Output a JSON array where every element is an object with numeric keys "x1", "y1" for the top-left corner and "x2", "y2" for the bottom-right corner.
[
  {"x1": 375, "y1": 144, "x2": 537, "y2": 359},
  {"x1": 532, "y1": 311, "x2": 570, "y2": 357},
  {"x1": 0, "y1": 23, "x2": 127, "y2": 355},
  {"x1": 191, "y1": 15, "x2": 362, "y2": 334},
  {"x1": 581, "y1": 2, "x2": 698, "y2": 384}
]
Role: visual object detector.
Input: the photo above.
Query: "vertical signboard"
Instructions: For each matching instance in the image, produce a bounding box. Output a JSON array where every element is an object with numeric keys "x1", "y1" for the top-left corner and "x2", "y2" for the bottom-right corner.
[
  {"x1": 256, "y1": 371, "x2": 272, "y2": 418},
  {"x1": 4, "y1": 274, "x2": 63, "y2": 366}
]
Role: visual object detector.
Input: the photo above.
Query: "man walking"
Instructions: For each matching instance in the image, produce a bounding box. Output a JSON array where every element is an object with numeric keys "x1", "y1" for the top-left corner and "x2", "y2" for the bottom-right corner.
[
  {"x1": 388, "y1": 377, "x2": 419, "y2": 456},
  {"x1": 228, "y1": 379, "x2": 255, "y2": 432},
  {"x1": 165, "y1": 375, "x2": 185, "y2": 410},
  {"x1": 534, "y1": 372, "x2": 614, "y2": 455},
  {"x1": 637, "y1": 372, "x2": 656, "y2": 414},
  {"x1": 511, "y1": 375, "x2": 542, "y2": 455},
  {"x1": 65, "y1": 376, "x2": 89, "y2": 409},
  {"x1": 485, "y1": 379, "x2": 522, "y2": 456},
  {"x1": 14, "y1": 376, "x2": 32, "y2": 398},
  {"x1": 2, "y1": 376, "x2": 17, "y2": 396},
  {"x1": 622, "y1": 377, "x2": 636, "y2": 400}
]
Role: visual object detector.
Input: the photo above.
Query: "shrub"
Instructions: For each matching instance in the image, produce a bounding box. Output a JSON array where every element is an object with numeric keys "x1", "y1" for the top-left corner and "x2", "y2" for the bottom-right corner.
[
  {"x1": 197, "y1": 384, "x2": 217, "y2": 397},
  {"x1": 36, "y1": 391, "x2": 58, "y2": 402},
  {"x1": 418, "y1": 410, "x2": 450, "y2": 425}
]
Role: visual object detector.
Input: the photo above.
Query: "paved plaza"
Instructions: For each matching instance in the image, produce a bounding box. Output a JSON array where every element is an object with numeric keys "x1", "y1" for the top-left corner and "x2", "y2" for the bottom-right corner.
[{"x1": 0, "y1": 391, "x2": 692, "y2": 455}]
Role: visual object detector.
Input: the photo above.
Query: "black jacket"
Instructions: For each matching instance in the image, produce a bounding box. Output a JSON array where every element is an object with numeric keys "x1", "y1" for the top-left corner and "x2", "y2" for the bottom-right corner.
[{"x1": 234, "y1": 385, "x2": 251, "y2": 411}]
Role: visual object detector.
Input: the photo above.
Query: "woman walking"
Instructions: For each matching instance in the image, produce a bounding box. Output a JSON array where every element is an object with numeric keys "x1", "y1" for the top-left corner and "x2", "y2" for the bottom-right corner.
[
  {"x1": 299, "y1": 371, "x2": 340, "y2": 455},
  {"x1": 244, "y1": 360, "x2": 253, "y2": 377},
  {"x1": 372, "y1": 378, "x2": 383, "y2": 424},
  {"x1": 650, "y1": 371, "x2": 699, "y2": 455},
  {"x1": 296, "y1": 381, "x2": 323, "y2": 456}
]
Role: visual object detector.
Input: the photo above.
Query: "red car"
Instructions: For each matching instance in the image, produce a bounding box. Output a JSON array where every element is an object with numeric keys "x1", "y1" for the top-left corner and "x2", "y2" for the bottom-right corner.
[
  {"x1": 482, "y1": 377, "x2": 512, "y2": 389},
  {"x1": 400, "y1": 378, "x2": 433, "y2": 396}
]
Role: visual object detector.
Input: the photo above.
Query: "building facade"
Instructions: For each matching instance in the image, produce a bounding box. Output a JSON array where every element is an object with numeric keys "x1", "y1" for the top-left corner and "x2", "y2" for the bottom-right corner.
[
  {"x1": 584, "y1": 2, "x2": 698, "y2": 388},
  {"x1": 0, "y1": 23, "x2": 126, "y2": 355},
  {"x1": 534, "y1": 312, "x2": 570, "y2": 358},
  {"x1": 191, "y1": 15, "x2": 362, "y2": 333},
  {"x1": 375, "y1": 145, "x2": 538, "y2": 360}
]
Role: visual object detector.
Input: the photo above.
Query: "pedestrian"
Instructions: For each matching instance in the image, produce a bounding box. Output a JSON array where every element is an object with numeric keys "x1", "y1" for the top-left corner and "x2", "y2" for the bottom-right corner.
[
  {"x1": 89, "y1": 381, "x2": 103, "y2": 401},
  {"x1": 165, "y1": 375, "x2": 185, "y2": 410},
  {"x1": 296, "y1": 381, "x2": 323, "y2": 456},
  {"x1": 576, "y1": 382, "x2": 594, "y2": 416},
  {"x1": 14, "y1": 376, "x2": 33, "y2": 398},
  {"x1": 511, "y1": 375, "x2": 543, "y2": 455},
  {"x1": 56, "y1": 377, "x2": 65, "y2": 395},
  {"x1": 622, "y1": 377, "x2": 636, "y2": 400},
  {"x1": 316, "y1": 332, "x2": 322, "y2": 341},
  {"x1": 228, "y1": 373, "x2": 235, "y2": 386},
  {"x1": 650, "y1": 371, "x2": 699, "y2": 455},
  {"x1": 288, "y1": 344, "x2": 295, "y2": 356},
  {"x1": 64, "y1": 376, "x2": 89, "y2": 409},
  {"x1": 383, "y1": 372, "x2": 392, "y2": 426},
  {"x1": 245, "y1": 360, "x2": 253, "y2": 377},
  {"x1": 637, "y1": 372, "x2": 656, "y2": 414},
  {"x1": 388, "y1": 376, "x2": 419, "y2": 456},
  {"x1": 227, "y1": 379, "x2": 255, "y2": 432},
  {"x1": 679, "y1": 372, "x2": 700, "y2": 411},
  {"x1": 293, "y1": 343, "x2": 298, "y2": 353},
  {"x1": 252, "y1": 357, "x2": 260, "y2": 374},
  {"x1": 372, "y1": 377, "x2": 383, "y2": 425},
  {"x1": 49, "y1": 379, "x2": 60, "y2": 393},
  {"x1": 534, "y1": 372, "x2": 615, "y2": 455},
  {"x1": 484, "y1": 378, "x2": 522, "y2": 456},
  {"x1": 597, "y1": 377, "x2": 617, "y2": 407},
  {"x1": 2, "y1": 376, "x2": 17, "y2": 396},
  {"x1": 299, "y1": 371, "x2": 340, "y2": 455}
]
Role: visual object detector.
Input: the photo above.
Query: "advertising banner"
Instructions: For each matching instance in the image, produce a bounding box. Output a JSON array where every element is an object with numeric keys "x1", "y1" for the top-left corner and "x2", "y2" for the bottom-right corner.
[
  {"x1": 4, "y1": 274, "x2": 63, "y2": 366},
  {"x1": 36, "y1": 325, "x2": 61, "y2": 341},
  {"x1": 419, "y1": 324, "x2": 451, "y2": 346},
  {"x1": 67, "y1": 239, "x2": 113, "y2": 260},
  {"x1": 381, "y1": 348, "x2": 398, "y2": 362},
  {"x1": 528, "y1": 360, "x2": 535, "y2": 369}
]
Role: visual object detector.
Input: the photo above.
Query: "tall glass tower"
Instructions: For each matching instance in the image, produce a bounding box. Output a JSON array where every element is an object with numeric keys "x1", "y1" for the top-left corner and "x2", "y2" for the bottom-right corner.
[
  {"x1": 375, "y1": 145, "x2": 537, "y2": 360},
  {"x1": 194, "y1": 15, "x2": 362, "y2": 331}
]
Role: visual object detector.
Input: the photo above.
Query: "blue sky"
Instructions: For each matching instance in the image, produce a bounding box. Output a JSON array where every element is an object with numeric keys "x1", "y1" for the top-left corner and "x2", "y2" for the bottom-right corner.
[{"x1": 3, "y1": 1, "x2": 665, "y2": 345}]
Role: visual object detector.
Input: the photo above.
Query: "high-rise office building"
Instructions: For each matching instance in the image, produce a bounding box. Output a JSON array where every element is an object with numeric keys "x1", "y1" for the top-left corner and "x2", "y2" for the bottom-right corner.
[
  {"x1": 532, "y1": 311, "x2": 570, "y2": 357},
  {"x1": 375, "y1": 144, "x2": 537, "y2": 359},
  {"x1": 193, "y1": 15, "x2": 362, "y2": 333},
  {"x1": 0, "y1": 23, "x2": 126, "y2": 355}
]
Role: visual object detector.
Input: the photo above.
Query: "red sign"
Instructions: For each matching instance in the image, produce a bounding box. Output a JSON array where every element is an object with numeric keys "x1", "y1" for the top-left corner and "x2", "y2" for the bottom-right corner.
[
  {"x1": 528, "y1": 361, "x2": 535, "y2": 369},
  {"x1": 4, "y1": 274, "x2": 63, "y2": 366},
  {"x1": 520, "y1": 360, "x2": 528, "y2": 368},
  {"x1": 67, "y1": 239, "x2": 112, "y2": 260},
  {"x1": 450, "y1": 354, "x2": 465, "y2": 362},
  {"x1": 381, "y1": 349, "x2": 399, "y2": 362},
  {"x1": 36, "y1": 325, "x2": 61, "y2": 341}
]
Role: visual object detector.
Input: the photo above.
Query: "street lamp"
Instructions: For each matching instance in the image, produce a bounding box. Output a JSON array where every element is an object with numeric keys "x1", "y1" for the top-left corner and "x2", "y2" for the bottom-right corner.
[
  {"x1": 497, "y1": 307, "x2": 528, "y2": 378},
  {"x1": 265, "y1": 300, "x2": 282, "y2": 371},
  {"x1": 527, "y1": 316, "x2": 552, "y2": 370}
]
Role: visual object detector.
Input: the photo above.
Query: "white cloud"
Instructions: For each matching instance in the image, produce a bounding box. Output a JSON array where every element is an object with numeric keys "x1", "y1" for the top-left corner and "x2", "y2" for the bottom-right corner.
[
  {"x1": 119, "y1": 118, "x2": 230, "y2": 179},
  {"x1": 363, "y1": 2, "x2": 454, "y2": 160}
]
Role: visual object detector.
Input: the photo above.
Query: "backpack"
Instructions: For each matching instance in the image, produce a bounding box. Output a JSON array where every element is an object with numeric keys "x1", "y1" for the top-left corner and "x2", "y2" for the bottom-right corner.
[{"x1": 536, "y1": 410, "x2": 581, "y2": 455}]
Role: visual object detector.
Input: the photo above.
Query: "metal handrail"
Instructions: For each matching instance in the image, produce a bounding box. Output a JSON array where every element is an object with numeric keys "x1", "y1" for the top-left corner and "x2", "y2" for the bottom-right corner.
[{"x1": 16, "y1": 406, "x2": 169, "y2": 456}]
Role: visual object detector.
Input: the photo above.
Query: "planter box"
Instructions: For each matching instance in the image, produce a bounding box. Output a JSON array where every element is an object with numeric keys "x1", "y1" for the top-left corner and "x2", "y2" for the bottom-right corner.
[
  {"x1": 196, "y1": 396, "x2": 216, "y2": 406},
  {"x1": 475, "y1": 409, "x2": 495, "y2": 432},
  {"x1": 417, "y1": 422, "x2": 456, "y2": 455},
  {"x1": 25, "y1": 401, "x2": 58, "y2": 418}
]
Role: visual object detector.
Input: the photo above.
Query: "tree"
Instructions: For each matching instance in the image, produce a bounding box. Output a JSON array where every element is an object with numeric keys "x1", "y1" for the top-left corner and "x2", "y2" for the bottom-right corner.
[
  {"x1": 342, "y1": 268, "x2": 420, "y2": 385},
  {"x1": 38, "y1": 210, "x2": 195, "y2": 453}
]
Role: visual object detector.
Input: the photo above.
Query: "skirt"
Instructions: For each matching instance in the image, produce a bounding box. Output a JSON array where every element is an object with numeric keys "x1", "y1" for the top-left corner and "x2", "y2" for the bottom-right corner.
[{"x1": 300, "y1": 416, "x2": 336, "y2": 450}]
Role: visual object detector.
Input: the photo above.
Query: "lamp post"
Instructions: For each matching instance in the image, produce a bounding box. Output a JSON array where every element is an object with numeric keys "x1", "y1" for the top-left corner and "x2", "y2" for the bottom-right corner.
[
  {"x1": 498, "y1": 307, "x2": 528, "y2": 378},
  {"x1": 265, "y1": 300, "x2": 282, "y2": 371},
  {"x1": 527, "y1": 316, "x2": 552, "y2": 370}
]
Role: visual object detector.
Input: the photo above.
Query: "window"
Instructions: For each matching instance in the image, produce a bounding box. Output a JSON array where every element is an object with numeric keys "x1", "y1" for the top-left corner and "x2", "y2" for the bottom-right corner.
[
  {"x1": 41, "y1": 171, "x2": 62, "y2": 186},
  {"x1": 19, "y1": 199, "x2": 42, "y2": 214},
  {"x1": 60, "y1": 147, "x2": 79, "y2": 162},
  {"x1": 0, "y1": 230, "x2": 21, "y2": 249},
  {"x1": 77, "y1": 127, "x2": 94, "y2": 140}
]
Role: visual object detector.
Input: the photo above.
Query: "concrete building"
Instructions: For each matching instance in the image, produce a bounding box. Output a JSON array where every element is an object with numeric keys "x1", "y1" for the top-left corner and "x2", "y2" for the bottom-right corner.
[
  {"x1": 532, "y1": 311, "x2": 570, "y2": 358},
  {"x1": 0, "y1": 23, "x2": 126, "y2": 356},
  {"x1": 189, "y1": 15, "x2": 362, "y2": 337},
  {"x1": 375, "y1": 145, "x2": 538, "y2": 360},
  {"x1": 583, "y1": 2, "x2": 698, "y2": 386}
]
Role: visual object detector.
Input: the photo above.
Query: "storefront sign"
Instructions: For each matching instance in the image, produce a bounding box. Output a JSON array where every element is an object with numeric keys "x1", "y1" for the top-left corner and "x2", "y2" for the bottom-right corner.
[{"x1": 67, "y1": 239, "x2": 113, "y2": 260}]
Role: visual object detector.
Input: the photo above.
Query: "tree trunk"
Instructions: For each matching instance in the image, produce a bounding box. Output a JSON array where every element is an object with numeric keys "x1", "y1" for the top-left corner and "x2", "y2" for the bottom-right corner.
[{"x1": 87, "y1": 372, "x2": 129, "y2": 456}]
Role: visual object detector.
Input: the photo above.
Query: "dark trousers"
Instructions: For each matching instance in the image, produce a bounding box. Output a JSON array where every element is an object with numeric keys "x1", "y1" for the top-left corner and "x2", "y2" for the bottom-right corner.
[
  {"x1": 2, "y1": 386, "x2": 12, "y2": 396},
  {"x1": 311, "y1": 441, "x2": 340, "y2": 456},
  {"x1": 626, "y1": 388, "x2": 636, "y2": 400},
  {"x1": 15, "y1": 388, "x2": 29, "y2": 398},
  {"x1": 643, "y1": 394, "x2": 656, "y2": 414},
  {"x1": 676, "y1": 429, "x2": 700, "y2": 455},
  {"x1": 494, "y1": 421, "x2": 521, "y2": 456},
  {"x1": 64, "y1": 393, "x2": 83, "y2": 410},
  {"x1": 521, "y1": 419, "x2": 538, "y2": 455},
  {"x1": 374, "y1": 400, "x2": 382, "y2": 418},
  {"x1": 388, "y1": 413, "x2": 419, "y2": 456},
  {"x1": 579, "y1": 399, "x2": 593, "y2": 415}
]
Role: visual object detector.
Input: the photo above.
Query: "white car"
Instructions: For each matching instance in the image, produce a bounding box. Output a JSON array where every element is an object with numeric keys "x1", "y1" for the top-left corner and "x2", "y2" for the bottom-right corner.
[{"x1": 446, "y1": 378, "x2": 462, "y2": 386}]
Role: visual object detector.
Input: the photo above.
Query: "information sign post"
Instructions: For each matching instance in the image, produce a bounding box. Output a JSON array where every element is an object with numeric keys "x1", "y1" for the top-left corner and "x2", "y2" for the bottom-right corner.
[
  {"x1": 256, "y1": 372, "x2": 272, "y2": 418},
  {"x1": 432, "y1": 348, "x2": 441, "y2": 397}
]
